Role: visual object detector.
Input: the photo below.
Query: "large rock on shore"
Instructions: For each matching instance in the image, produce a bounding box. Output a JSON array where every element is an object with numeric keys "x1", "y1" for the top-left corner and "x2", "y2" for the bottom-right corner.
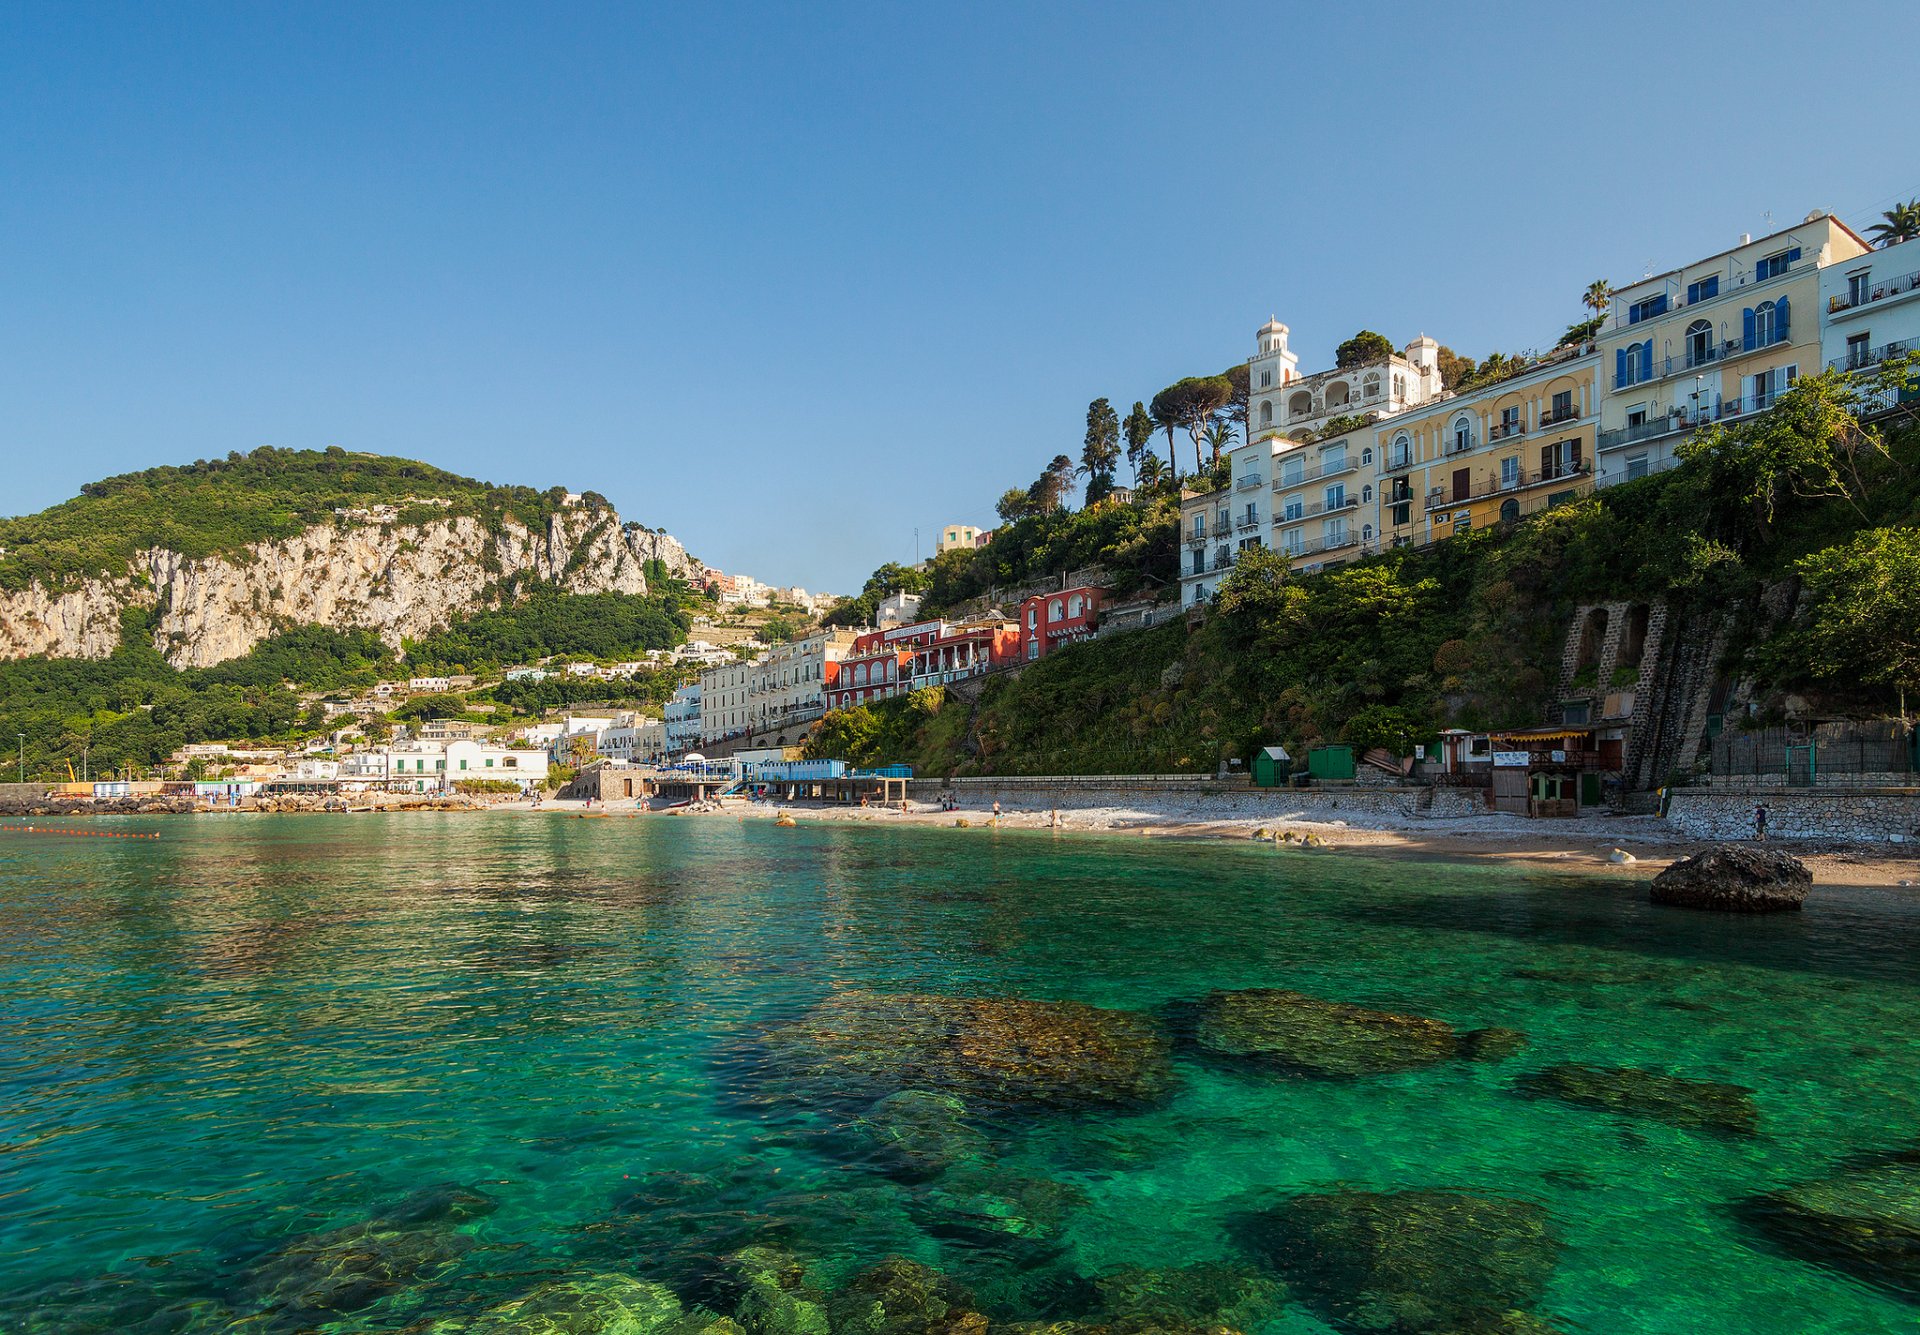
[
  {"x1": 1649, "y1": 845, "x2": 1811, "y2": 912},
  {"x1": 1237, "y1": 1190, "x2": 1561, "y2": 1333},
  {"x1": 1516, "y1": 1063, "x2": 1758, "y2": 1135},
  {"x1": 1193, "y1": 990, "x2": 1524, "y2": 1078},
  {"x1": 760, "y1": 991, "x2": 1173, "y2": 1110},
  {"x1": 1741, "y1": 1158, "x2": 1920, "y2": 1300}
]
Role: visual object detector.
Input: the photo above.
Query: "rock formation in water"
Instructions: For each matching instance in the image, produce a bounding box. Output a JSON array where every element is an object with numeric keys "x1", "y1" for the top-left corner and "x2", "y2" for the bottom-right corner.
[
  {"x1": 1515, "y1": 1063, "x2": 1759, "y2": 1135},
  {"x1": 1649, "y1": 845, "x2": 1812, "y2": 912},
  {"x1": 1740, "y1": 1157, "x2": 1920, "y2": 1301},
  {"x1": 0, "y1": 501, "x2": 699, "y2": 668},
  {"x1": 1191, "y1": 989, "x2": 1526, "y2": 1077}
]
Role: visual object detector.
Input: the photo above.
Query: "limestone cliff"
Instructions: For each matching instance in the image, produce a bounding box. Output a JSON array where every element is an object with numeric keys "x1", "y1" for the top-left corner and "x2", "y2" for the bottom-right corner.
[{"x1": 0, "y1": 503, "x2": 700, "y2": 668}]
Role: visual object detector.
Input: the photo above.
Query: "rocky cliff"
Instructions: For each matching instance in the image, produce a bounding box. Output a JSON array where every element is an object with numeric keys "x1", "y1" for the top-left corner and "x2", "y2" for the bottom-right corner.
[{"x1": 0, "y1": 503, "x2": 700, "y2": 668}]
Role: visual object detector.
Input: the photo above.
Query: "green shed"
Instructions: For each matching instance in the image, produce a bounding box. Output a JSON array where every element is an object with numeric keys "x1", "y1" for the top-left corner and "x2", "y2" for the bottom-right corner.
[
  {"x1": 1252, "y1": 745, "x2": 1291, "y2": 788},
  {"x1": 1307, "y1": 744, "x2": 1356, "y2": 783}
]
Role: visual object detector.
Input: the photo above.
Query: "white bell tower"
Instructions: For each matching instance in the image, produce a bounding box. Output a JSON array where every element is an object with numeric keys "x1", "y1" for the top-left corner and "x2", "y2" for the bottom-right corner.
[{"x1": 1248, "y1": 318, "x2": 1297, "y2": 441}]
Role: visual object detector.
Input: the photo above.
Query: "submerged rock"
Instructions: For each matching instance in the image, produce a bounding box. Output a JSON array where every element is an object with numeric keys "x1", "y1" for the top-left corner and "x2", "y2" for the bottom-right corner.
[
  {"x1": 1458, "y1": 1028, "x2": 1529, "y2": 1063},
  {"x1": 761, "y1": 991, "x2": 1173, "y2": 1109},
  {"x1": 913, "y1": 1165, "x2": 1088, "y2": 1246},
  {"x1": 1516, "y1": 1063, "x2": 1758, "y2": 1135},
  {"x1": 1089, "y1": 1261, "x2": 1286, "y2": 1330},
  {"x1": 1194, "y1": 990, "x2": 1469, "y2": 1077},
  {"x1": 851, "y1": 1090, "x2": 991, "y2": 1180},
  {"x1": 730, "y1": 1246, "x2": 833, "y2": 1335},
  {"x1": 826, "y1": 1258, "x2": 987, "y2": 1335},
  {"x1": 1742, "y1": 1159, "x2": 1920, "y2": 1300},
  {"x1": 451, "y1": 1273, "x2": 697, "y2": 1335},
  {"x1": 1238, "y1": 1189, "x2": 1560, "y2": 1333},
  {"x1": 1649, "y1": 845, "x2": 1811, "y2": 912}
]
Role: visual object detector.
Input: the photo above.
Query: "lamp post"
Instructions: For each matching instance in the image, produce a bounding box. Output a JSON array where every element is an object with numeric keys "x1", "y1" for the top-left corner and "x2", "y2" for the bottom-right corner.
[{"x1": 16, "y1": 734, "x2": 22, "y2": 785}]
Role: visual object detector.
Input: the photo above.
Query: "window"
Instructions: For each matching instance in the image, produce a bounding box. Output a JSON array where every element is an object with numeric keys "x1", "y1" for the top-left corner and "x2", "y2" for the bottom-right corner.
[
  {"x1": 1362, "y1": 523, "x2": 1373, "y2": 543},
  {"x1": 1191, "y1": 513, "x2": 1205, "y2": 536},
  {"x1": 1325, "y1": 483, "x2": 1346, "y2": 509},
  {"x1": 1686, "y1": 275, "x2": 1720, "y2": 304},
  {"x1": 1322, "y1": 444, "x2": 1346, "y2": 472},
  {"x1": 1028, "y1": 606, "x2": 1038, "y2": 627},
  {"x1": 1499, "y1": 406, "x2": 1521, "y2": 434},
  {"x1": 1390, "y1": 434, "x2": 1411, "y2": 468},
  {"x1": 1068, "y1": 594, "x2": 1082, "y2": 616},
  {"x1": 1281, "y1": 527, "x2": 1305, "y2": 556},
  {"x1": 485, "y1": 758, "x2": 494, "y2": 768},
  {"x1": 1618, "y1": 342, "x2": 1651, "y2": 387},
  {"x1": 1550, "y1": 389, "x2": 1573, "y2": 421},
  {"x1": 1499, "y1": 498, "x2": 1520, "y2": 523},
  {"x1": 1752, "y1": 300, "x2": 1777, "y2": 347},
  {"x1": 1748, "y1": 365, "x2": 1798, "y2": 410},
  {"x1": 1361, "y1": 484, "x2": 1373, "y2": 503},
  {"x1": 1846, "y1": 332, "x2": 1871, "y2": 369},
  {"x1": 1283, "y1": 497, "x2": 1303, "y2": 521},
  {"x1": 1626, "y1": 453, "x2": 1649, "y2": 481},
  {"x1": 1327, "y1": 516, "x2": 1347, "y2": 543},
  {"x1": 1501, "y1": 456, "x2": 1519, "y2": 488},
  {"x1": 1391, "y1": 502, "x2": 1411, "y2": 526},
  {"x1": 1259, "y1": 368, "x2": 1273, "y2": 388},
  {"x1": 1191, "y1": 551, "x2": 1205, "y2": 575},
  {"x1": 1289, "y1": 391, "x2": 1313, "y2": 418},
  {"x1": 1755, "y1": 247, "x2": 1800, "y2": 281},
  {"x1": 1281, "y1": 458, "x2": 1304, "y2": 486},
  {"x1": 1363, "y1": 375, "x2": 1380, "y2": 399},
  {"x1": 1239, "y1": 536, "x2": 1262, "y2": 552},
  {"x1": 1627, "y1": 294, "x2": 1667, "y2": 323},
  {"x1": 1451, "y1": 416, "x2": 1474, "y2": 452},
  {"x1": 1683, "y1": 319, "x2": 1712, "y2": 367},
  {"x1": 1360, "y1": 446, "x2": 1373, "y2": 466},
  {"x1": 1259, "y1": 400, "x2": 1273, "y2": 426},
  {"x1": 1848, "y1": 270, "x2": 1872, "y2": 307},
  {"x1": 1393, "y1": 374, "x2": 1406, "y2": 398}
]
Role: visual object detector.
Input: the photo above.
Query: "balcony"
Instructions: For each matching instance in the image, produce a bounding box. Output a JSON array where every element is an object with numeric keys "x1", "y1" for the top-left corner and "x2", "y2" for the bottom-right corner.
[
  {"x1": 1829, "y1": 340, "x2": 1913, "y2": 373},
  {"x1": 1280, "y1": 531, "x2": 1369, "y2": 561},
  {"x1": 1273, "y1": 495, "x2": 1359, "y2": 524},
  {"x1": 1596, "y1": 393, "x2": 1772, "y2": 452},
  {"x1": 1185, "y1": 527, "x2": 1208, "y2": 547},
  {"x1": 1424, "y1": 463, "x2": 1592, "y2": 510},
  {"x1": 1488, "y1": 420, "x2": 1526, "y2": 442},
  {"x1": 1236, "y1": 473, "x2": 1265, "y2": 489},
  {"x1": 1614, "y1": 332, "x2": 1788, "y2": 389},
  {"x1": 1538, "y1": 405, "x2": 1581, "y2": 427},
  {"x1": 1828, "y1": 268, "x2": 1920, "y2": 315},
  {"x1": 1235, "y1": 512, "x2": 1261, "y2": 532},
  {"x1": 1272, "y1": 454, "x2": 1358, "y2": 491}
]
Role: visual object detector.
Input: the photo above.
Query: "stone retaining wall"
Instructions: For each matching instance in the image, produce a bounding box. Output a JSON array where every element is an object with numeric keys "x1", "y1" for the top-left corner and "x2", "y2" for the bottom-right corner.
[
  {"x1": 908, "y1": 777, "x2": 1432, "y2": 822},
  {"x1": 1665, "y1": 789, "x2": 1920, "y2": 844}
]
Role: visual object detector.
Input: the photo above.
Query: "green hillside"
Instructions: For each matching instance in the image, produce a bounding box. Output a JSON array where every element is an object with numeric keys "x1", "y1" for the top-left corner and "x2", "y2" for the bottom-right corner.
[
  {"x1": 0, "y1": 445, "x2": 587, "y2": 591},
  {"x1": 811, "y1": 362, "x2": 1920, "y2": 777}
]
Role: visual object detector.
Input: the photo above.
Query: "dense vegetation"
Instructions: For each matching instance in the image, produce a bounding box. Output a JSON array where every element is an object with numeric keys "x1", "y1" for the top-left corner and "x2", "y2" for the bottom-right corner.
[
  {"x1": 809, "y1": 362, "x2": 1920, "y2": 776},
  {"x1": 0, "y1": 445, "x2": 589, "y2": 591},
  {"x1": 404, "y1": 584, "x2": 693, "y2": 672}
]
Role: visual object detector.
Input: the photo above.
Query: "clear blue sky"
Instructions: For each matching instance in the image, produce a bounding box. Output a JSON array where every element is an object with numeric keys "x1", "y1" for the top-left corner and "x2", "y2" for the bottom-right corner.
[{"x1": 3, "y1": 3, "x2": 1914, "y2": 592}]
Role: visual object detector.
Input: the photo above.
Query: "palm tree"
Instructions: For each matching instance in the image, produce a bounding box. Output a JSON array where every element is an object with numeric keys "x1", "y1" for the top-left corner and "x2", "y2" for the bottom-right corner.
[
  {"x1": 1204, "y1": 419, "x2": 1237, "y2": 468},
  {"x1": 1582, "y1": 280, "x2": 1612, "y2": 317},
  {"x1": 1868, "y1": 201, "x2": 1920, "y2": 249}
]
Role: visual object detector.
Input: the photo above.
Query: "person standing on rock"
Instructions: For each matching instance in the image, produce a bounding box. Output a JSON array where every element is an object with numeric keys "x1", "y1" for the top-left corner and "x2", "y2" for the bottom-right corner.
[{"x1": 1754, "y1": 802, "x2": 1769, "y2": 840}]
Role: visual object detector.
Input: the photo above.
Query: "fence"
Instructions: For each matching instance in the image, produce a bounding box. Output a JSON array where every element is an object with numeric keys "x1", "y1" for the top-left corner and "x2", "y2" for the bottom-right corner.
[{"x1": 1708, "y1": 721, "x2": 1917, "y2": 788}]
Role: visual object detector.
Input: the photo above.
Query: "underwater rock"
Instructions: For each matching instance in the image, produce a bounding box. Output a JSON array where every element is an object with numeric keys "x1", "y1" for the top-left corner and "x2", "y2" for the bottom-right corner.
[
  {"x1": 1193, "y1": 990, "x2": 1464, "y2": 1077},
  {"x1": 730, "y1": 1247, "x2": 833, "y2": 1335},
  {"x1": 1089, "y1": 1261, "x2": 1286, "y2": 1330},
  {"x1": 1238, "y1": 1189, "x2": 1560, "y2": 1334},
  {"x1": 1649, "y1": 845, "x2": 1811, "y2": 912},
  {"x1": 1741, "y1": 1158, "x2": 1920, "y2": 1300},
  {"x1": 913, "y1": 1165, "x2": 1089, "y2": 1246},
  {"x1": 1515, "y1": 1063, "x2": 1758, "y2": 1135},
  {"x1": 452, "y1": 1272, "x2": 695, "y2": 1335},
  {"x1": 851, "y1": 1090, "x2": 991, "y2": 1181},
  {"x1": 237, "y1": 1183, "x2": 499, "y2": 1322},
  {"x1": 1458, "y1": 1029, "x2": 1529, "y2": 1063},
  {"x1": 762, "y1": 991, "x2": 1173, "y2": 1109},
  {"x1": 826, "y1": 1257, "x2": 987, "y2": 1335}
]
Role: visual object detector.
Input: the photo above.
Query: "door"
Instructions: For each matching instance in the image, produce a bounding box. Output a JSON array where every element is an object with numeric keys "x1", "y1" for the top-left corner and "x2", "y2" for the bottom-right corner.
[{"x1": 1452, "y1": 468, "x2": 1470, "y2": 502}]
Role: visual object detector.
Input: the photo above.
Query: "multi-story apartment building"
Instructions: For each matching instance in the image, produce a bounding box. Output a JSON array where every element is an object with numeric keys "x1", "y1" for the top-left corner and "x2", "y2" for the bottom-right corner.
[
  {"x1": 1269, "y1": 430, "x2": 1371, "y2": 573},
  {"x1": 1373, "y1": 345, "x2": 1600, "y2": 555},
  {"x1": 697, "y1": 631, "x2": 855, "y2": 746},
  {"x1": 1595, "y1": 212, "x2": 1871, "y2": 485},
  {"x1": 1179, "y1": 483, "x2": 1240, "y2": 609},
  {"x1": 1246, "y1": 319, "x2": 1445, "y2": 444},
  {"x1": 1820, "y1": 234, "x2": 1920, "y2": 399},
  {"x1": 663, "y1": 684, "x2": 701, "y2": 755},
  {"x1": 1018, "y1": 586, "x2": 1105, "y2": 660}
]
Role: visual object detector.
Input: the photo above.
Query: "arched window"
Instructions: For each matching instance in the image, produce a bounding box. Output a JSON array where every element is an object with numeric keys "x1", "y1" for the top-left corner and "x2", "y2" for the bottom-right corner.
[
  {"x1": 1624, "y1": 342, "x2": 1647, "y2": 386},
  {"x1": 1049, "y1": 599, "x2": 1064, "y2": 620},
  {"x1": 1259, "y1": 400, "x2": 1274, "y2": 426},
  {"x1": 1685, "y1": 319, "x2": 1713, "y2": 366},
  {"x1": 1390, "y1": 433, "x2": 1411, "y2": 468},
  {"x1": 1754, "y1": 300, "x2": 1777, "y2": 346},
  {"x1": 1500, "y1": 498, "x2": 1520, "y2": 524},
  {"x1": 1289, "y1": 391, "x2": 1313, "y2": 419},
  {"x1": 1068, "y1": 594, "x2": 1083, "y2": 616},
  {"x1": 1027, "y1": 607, "x2": 1037, "y2": 629},
  {"x1": 1361, "y1": 484, "x2": 1373, "y2": 503},
  {"x1": 1452, "y1": 416, "x2": 1475, "y2": 453},
  {"x1": 1362, "y1": 523, "x2": 1373, "y2": 542},
  {"x1": 1362, "y1": 374, "x2": 1381, "y2": 399},
  {"x1": 1325, "y1": 380, "x2": 1351, "y2": 409}
]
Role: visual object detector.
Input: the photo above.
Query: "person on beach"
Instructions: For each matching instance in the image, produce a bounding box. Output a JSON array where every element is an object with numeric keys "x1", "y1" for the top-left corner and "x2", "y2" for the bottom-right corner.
[
  {"x1": 1754, "y1": 802, "x2": 1769, "y2": 840},
  {"x1": 991, "y1": 800, "x2": 1001, "y2": 821}
]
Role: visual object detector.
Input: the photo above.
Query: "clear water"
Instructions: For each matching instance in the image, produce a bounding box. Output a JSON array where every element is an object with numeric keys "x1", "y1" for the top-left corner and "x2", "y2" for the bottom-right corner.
[{"x1": 3, "y1": 815, "x2": 1920, "y2": 1333}]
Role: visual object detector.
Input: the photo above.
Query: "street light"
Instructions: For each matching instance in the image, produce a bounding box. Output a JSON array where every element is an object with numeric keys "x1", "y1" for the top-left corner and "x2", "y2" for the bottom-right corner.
[{"x1": 16, "y1": 734, "x2": 23, "y2": 785}]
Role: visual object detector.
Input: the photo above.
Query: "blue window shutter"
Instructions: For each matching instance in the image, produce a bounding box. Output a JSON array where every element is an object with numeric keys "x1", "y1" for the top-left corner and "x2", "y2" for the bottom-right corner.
[
  {"x1": 1639, "y1": 342, "x2": 1652, "y2": 382},
  {"x1": 1742, "y1": 308, "x2": 1756, "y2": 351},
  {"x1": 1654, "y1": 294, "x2": 1667, "y2": 316},
  {"x1": 1788, "y1": 246, "x2": 1801, "y2": 264},
  {"x1": 1615, "y1": 348, "x2": 1627, "y2": 387},
  {"x1": 1775, "y1": 296, "x2": 1790, "y2": 342}
]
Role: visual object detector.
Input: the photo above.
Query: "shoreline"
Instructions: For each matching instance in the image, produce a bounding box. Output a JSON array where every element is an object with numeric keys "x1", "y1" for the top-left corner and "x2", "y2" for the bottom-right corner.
[{"x1": 7, "y1": 792, "x2": 1917, "y2": 889}]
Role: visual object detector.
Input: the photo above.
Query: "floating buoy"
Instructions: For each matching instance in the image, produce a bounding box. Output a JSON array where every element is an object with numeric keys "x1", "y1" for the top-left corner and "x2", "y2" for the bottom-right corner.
[{"x1": 1, "y1": 825, "x2": 160, "y2": 840}]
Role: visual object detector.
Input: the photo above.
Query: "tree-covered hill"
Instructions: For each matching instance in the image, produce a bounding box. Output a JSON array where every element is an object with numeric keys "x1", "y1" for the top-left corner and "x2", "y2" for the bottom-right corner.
[{"x1": 0, "y1": 445, "x2": 590, "y2": 591}]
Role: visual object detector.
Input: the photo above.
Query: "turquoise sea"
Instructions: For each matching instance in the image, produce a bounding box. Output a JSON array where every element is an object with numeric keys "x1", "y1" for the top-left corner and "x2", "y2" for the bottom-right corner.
[{"x1": 4, "y1": 815, "x2": 1920, "y2": 1333}]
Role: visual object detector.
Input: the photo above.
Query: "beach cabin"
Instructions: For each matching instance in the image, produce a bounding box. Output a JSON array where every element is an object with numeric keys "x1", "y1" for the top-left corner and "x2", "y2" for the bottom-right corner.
[
  {"x1": 1251, "y1": 746, "x2": 1292, "y2": 788},
  {"x1": 1306, "y1": 745, "x2": 1356, "y2": 784}
]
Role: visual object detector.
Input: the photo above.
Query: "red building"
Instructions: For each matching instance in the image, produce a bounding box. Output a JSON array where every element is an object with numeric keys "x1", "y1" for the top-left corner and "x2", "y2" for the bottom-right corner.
[
  {"x1": 826, "y1": 618, "x2": 1022, "y2": 712},
  {"x1": 1018, "y1": 586, "x2": 1105, "y2": 660}
]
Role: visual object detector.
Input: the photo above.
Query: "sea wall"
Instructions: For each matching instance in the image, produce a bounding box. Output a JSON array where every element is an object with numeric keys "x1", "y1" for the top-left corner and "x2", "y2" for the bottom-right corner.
[
  {"x1": 913, "y1": 777, "x2": 1436, "y2": 822},
  {"x1": 1664, "y1": 789, "x2": 1920, "y2": 844}
]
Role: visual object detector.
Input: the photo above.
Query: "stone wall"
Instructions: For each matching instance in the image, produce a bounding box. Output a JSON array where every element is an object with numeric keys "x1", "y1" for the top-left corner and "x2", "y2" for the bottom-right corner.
[
  {"x1": 909, "y1": 777, "x2": 1434, "y2": 822},
  {"x1": 1665, "y1": 789, "x2": 1920, "y2": 844},
  {"x1": 0, "y1": 782, "x2": 49, "y2": 803}
]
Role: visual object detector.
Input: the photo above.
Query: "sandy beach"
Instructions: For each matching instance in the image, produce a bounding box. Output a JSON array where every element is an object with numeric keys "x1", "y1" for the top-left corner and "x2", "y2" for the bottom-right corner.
[{"x1": 493, "y1": 791, "x2": 1920, "y2": 890}]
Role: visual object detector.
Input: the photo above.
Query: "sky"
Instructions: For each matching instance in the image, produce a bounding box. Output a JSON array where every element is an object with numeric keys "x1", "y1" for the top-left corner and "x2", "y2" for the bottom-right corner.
[{"x1": 2, "y1": 3, "x2": 1916, "y2": 593}]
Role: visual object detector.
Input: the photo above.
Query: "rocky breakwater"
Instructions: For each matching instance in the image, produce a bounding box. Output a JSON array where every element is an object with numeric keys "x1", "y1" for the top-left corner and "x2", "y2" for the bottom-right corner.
[
  {"x1": 0, "y1": 501, "x2": 699, "y2": 667},
  {"x1": 1649, "y1": 845, "x2": 1812, "y2": 912}
]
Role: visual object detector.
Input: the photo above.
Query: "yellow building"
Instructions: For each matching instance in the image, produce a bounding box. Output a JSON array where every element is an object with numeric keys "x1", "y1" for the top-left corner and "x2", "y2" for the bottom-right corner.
[
  {"x1": 1594, "y1": 211, "x2": 1871, "y2": 485},
  {"x1": 935, "y1": 523, "x2": 983, "y2": 555},
  {"x1": 1374, "y1": 346, "x2": 1600, "y2": 550}
]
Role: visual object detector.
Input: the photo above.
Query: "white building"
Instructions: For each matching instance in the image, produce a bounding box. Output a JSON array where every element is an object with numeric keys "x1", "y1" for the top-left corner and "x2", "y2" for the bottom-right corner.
[
  {"x1": 1246, "y1": 320, "x2": 1445, "y2": 445},
  {"x1": 407, "y1": 676, "x2": 451, "y2": 693},
  {"x1": 698, "y1": 630, "x2": 855, "y2": 747},
  {"x1": 564, "y1": 662, "x2": 600, "y2": 678},
  {"x1": 1179, "y1": 438, "x2": 1290, "y2": 609},
  {"x1": 1820, "y1": 234, "x2": 1920, "y2": 403},
  {"x1": 664, "y1": 684, "x2": 702, "y2": 755},
  {"x1": 504, "y1": 666, "x2": 551, "y2": 682},
  {"x1": 596, "y1": 716, "x2": 666, "y2": 764},
  {"x1": 339, "y1": 740, "x2": 548, "y2": 793},
  {"x1": 877, "y1": 591, "x2": 923, "y2": 625}
]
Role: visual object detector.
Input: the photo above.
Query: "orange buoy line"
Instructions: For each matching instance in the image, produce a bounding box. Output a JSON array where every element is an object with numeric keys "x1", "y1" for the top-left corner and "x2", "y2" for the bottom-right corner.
[{"x1": 0, "y1": 825, "x2": 162, "y2": 840}]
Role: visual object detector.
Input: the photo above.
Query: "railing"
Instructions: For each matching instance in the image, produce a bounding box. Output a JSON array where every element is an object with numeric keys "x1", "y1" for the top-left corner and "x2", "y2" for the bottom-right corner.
[
  {"x1": 1829, "y1": 341, "x2": 1913, "y2": 372},
  {"x1": 1828, "y1": 268, "x2": 1920, "y2": 314},
  {"x1": 1595, "y1": 393, "x2": 1773, "y2": 451},
  {"x1": 1280, "y1": 531, "x2": 1366, "y2": 559},
  {"x1": 1539, "y1": 405, "x2": 1580, "y2": 426},
  {"x1": 1615, "y1": 331, "x2": 1789, "y2": 389},
  {"x1": 1424, "y1": 463, "x2": 1590, "y2": 509},
  {"x1": 1608, "y1": 253, "x2": 1812, "y2": 330},
  {"x1": 1274, "y1": 495, "x2": 1359, "y2": 523},
  {"x1": 1488, "y1": 420, "x2": 1525, "y2": 441},
  {"x1": 1272, "y1": 455, "x2": 1358, "y2": 490},
  {"x1": 1236, "y1": 512, "x2": 1261, "y2": 531},
  {"x1": 1236, "y1": 474, "x2": 1264, "y2": 489}
]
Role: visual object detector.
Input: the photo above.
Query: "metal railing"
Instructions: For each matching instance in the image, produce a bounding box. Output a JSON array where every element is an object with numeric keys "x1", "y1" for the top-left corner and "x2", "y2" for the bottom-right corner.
[
  {"x1": 1705, "y1": 722, "x2": 1917, "y2": 789},
  {"x1": 1829, "y1": 341, "x2": 1913, "y2": 373},
  {"x1": 1596, "y1": 393, "x2": 1776, "y2": 451},
  {"x1": 1280, "y1": 530, "x2": 1365, "y2": 559},
  {"x1": 1829, "y1": 268, "x2": 1920, "y2": 314},
  {"x1": 1489, "y1": 420, "x2": 1526, "y2": 441},
  {"x1": 1423, "y1": 464, "x2": 1589, "y2": 509},
  {"x1": 1273, "y1": 454, "x2": 1358, "y2": 489},
  {"x1": 1274, "y1": 495, "x2": 1359, "y2": 523}
]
